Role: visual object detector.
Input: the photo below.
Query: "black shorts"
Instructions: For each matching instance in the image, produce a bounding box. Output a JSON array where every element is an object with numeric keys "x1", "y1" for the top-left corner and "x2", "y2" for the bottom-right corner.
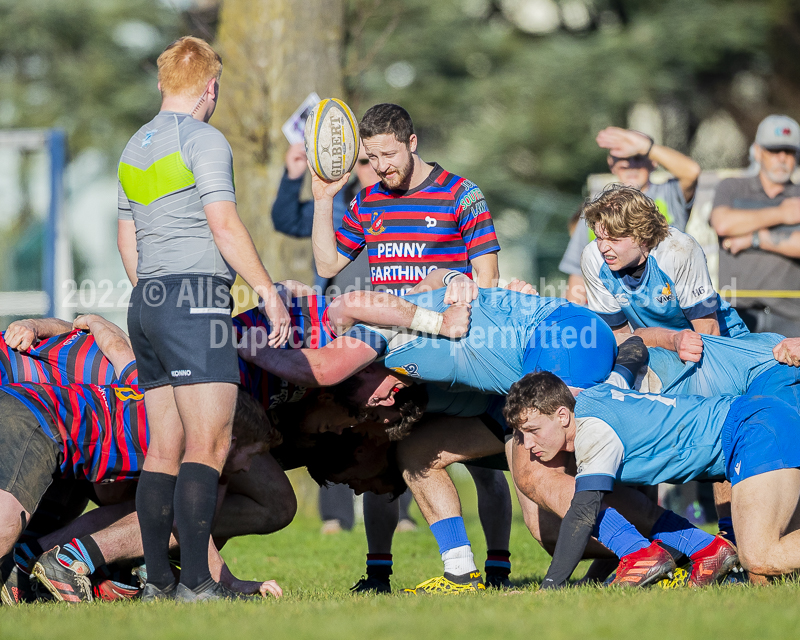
[
  {"x1": 128, "y1": 274, "x2": 240, "y2": 390},
  {"x1": 0, "y1": 392, "x2": 60, "y2": 514}
]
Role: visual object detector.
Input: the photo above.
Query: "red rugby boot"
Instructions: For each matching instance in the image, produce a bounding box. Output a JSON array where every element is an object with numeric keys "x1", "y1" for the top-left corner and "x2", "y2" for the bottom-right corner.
[
  {"x1": 609, "y1": 541, "x2": 676, "y2": 588},
  {"x1": 688, "y1": 536, "x2": 740, "y2": 587}
]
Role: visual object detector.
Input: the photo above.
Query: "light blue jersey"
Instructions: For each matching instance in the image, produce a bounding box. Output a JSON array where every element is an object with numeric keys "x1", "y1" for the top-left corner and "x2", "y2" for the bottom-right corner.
[
  {"x1": 582, "y1": 228, "x2": 749, "y2": 337},
  {"x1": 346, "y1": 288, "x2": 569, "y2": 394},
  {"x1": 646, "y1": 333, "x2": 786, "y2": 397},
  {"x1": 573, "y1": 384, "x2": 736, "y2": 491}
]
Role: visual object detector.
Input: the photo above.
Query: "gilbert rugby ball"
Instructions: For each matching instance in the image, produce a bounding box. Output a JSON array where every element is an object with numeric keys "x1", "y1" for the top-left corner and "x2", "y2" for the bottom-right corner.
[{"x1": 304, "y1": 98, "x2": 359, "y2": 181}]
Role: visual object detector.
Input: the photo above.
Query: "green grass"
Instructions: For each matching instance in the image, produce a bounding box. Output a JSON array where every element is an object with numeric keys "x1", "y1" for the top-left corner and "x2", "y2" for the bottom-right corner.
[{"x1": 2, "y1": 468, "x2": 800, "y2": 640}]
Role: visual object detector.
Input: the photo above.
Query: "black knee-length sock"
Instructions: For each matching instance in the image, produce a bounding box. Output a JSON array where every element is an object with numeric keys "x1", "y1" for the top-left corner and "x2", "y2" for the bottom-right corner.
[
  {"x1": 136, "y1": 471, "x2": 177, "y2": 589},
  {"x1": 174, "y1": 462, "x2": 220, "y2": 590}
]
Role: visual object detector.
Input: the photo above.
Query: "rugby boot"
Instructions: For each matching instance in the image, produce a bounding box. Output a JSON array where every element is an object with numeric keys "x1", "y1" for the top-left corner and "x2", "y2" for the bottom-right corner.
[
  {"x1": 93, "y1": 578, "x2": 142, "y2": 602},
  {"x1": 140, "y1": 581, "x2": 176, "y2": 602},
  {"x1": 1, "y1": 556, "x2": 35, "y2": 605},
  {"x1": 31, "y1": 546, "x2": 93, "y2": 603},
  {"x1": 174, "y1": 577, "x2": 261, "y2": 602},
  {"x1": 609, "y1": 541, "x2": 676, "y2": 588},
  {"x1": 657, "y1": 566, "x2": 690, "y2": 590},
  {"x1": 484, "y1": 573, "x2": 512, "y2": 589},
  {"x1": 350, "y1": 574, "x2": 391, "y2": 594},
  {"x1": 688, "y1": 535, "x2": 740, "y2": 587},
  {"x1": 403, "y1": 571, "x2": 486, "y2": 594}
]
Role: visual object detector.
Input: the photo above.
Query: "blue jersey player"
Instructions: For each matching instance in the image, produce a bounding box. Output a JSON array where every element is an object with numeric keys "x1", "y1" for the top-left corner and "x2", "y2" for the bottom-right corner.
[
  {"x1": 580, "y1": 185, "x2": 748, "y2": 365},
  {"x1": 505, "y1": 371, "x2": 800, "y2": 587},
  {"x1": 240, "y1": 269, "x2": 624, "y2": 408}
]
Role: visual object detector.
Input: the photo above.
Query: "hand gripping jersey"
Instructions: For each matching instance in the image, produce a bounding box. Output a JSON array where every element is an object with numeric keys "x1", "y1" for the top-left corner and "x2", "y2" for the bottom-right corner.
[
  {"x1": 645, "y1": 333, "x2": 789, "y2": 397},
  {"x1": 335, "y1": 164, "x2": 500, "y2": 295},
  {"x1": 573, "y1": 384, "x2": 736, "y2": 491},
  {"x1": 0, "y1": 330, "x2": 117, "y2": 387},
  {"x1": 0, "y1": 363, "x2": 146, "y2": 483},
  {"x1": 232, "y1": 293, "x2": 336, "y2": 410},
  {"x1": 581, "y1": 228, "x2": 748, "y2": 337},
  {"x1": 345, "y1": 288, "x2": 570, "y2": 394},
  {"x1": 118, "y1": 112, "x2": 237, "y2": 282}
]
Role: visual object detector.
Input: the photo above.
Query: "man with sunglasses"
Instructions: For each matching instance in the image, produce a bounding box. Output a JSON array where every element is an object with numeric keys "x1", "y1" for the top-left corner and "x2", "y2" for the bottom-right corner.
[
  {"x1": 560, "y1": 127, "x2": 701, "y2": 304},
  {"x1": 711, "y1": 115, "x2": 800, "y2": 338}
]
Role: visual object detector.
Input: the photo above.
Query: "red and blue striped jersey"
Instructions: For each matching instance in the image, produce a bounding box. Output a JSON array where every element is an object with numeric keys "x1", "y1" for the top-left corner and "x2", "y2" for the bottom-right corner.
[
  {"x1": 335, "y1": 164, "x2": 501, "y2": 295},
  {"x1": 0, "y1": 330, "x2": 116, "y2": 387},
  {"x1": 232, "y1": 294, "x2": 335, "y2": 409},
  {"x1": 0, "y1": 362, "x2": 146, "y2": 483}
]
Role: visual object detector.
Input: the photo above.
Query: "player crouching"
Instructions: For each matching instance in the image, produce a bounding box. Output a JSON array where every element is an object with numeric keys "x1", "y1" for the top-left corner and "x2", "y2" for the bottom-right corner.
[
  {"x1": 501, "y1": 372, "x2": 785, "y2": 588},
  {"x1": 0, "y1": 386, "x2": 279, "y2": 604}
]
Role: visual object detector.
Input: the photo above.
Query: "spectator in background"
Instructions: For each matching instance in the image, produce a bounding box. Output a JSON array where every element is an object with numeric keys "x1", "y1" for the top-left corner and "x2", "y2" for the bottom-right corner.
[
  {"x1": 711, "y1": 115, "x2": 800, "y2": 337},
  {"x1": 560, "y1": 127, "x2": 701, "y2": 304},
  {"x1": 272, "y1": 142, "x2": 377, "y2": 294}
]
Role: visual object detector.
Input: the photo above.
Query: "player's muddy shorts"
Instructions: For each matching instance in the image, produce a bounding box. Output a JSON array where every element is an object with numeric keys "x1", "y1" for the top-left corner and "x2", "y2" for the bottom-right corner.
[
  {"x1": 128, "y1": 274, "x2": 240, "y2": 390},
  {"x1": 722, "y1": 394, "x2": 800, "y2": 485},
  {"x1": 523, "y1": 304, "x2": 617, "y2": 388},
  {"x1": 0, "y1": 391, "x2": 60, "y2": 514}
]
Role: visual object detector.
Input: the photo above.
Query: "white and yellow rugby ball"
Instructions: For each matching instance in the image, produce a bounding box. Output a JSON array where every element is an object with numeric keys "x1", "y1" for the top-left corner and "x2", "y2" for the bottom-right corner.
[{"x1": 304, "y1": 98, "x2": 359, "y2": 182}]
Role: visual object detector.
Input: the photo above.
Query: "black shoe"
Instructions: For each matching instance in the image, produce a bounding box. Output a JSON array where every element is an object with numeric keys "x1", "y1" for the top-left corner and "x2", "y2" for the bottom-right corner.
[
  {"x1": 140, "y1": 582, "x2": 177, "y2": 602},
  {"x1": 1, "y1": 556, "x2": 35, "y2": 605},
  {"x1": 174, "y1": 578, "x2": 260, "y2": 602},
  {"x1": 31, "y1": 546, "x2": 93, "y2": 603},
  {"x1": 485, "y1": 573, "x2": 512, "y2": 589},
  {"x1": 350, "y1": 574, "x2": 391, "y2": 594}
]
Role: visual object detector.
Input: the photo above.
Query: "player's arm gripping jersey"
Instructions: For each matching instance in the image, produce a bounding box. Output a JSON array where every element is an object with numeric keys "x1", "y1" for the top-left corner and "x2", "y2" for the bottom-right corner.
[
  {"x1": 117, "y1": 113, "x2": 237, "y2": 282},
  {"x1": 232, "y1": 294, "x2": 335, "y2": 410},
  {"x1": 334, "y1": 165, "x2": 500, "y2": 295},
  {"x1": 0, "y1": 330, "x2": 117, "y2": 386}
]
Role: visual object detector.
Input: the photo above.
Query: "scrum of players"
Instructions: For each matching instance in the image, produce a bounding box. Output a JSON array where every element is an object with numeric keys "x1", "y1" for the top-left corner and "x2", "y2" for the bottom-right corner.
[
  {"x1": 3, "y1": 183, "x2": 800, "y2": 604},
  {"x1": 3, "y1": 35, "x2": 800, "y2": 604}
]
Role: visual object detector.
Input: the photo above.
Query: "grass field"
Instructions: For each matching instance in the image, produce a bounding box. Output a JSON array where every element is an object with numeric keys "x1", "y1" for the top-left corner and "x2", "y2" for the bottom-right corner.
[{"x1": 2, "y1": 468, "x2": 799, "y2": 640}]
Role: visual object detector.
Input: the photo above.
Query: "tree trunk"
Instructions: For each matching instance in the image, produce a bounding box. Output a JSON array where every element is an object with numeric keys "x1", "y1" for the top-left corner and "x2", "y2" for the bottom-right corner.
[{"x1": 213, "y1": 0, "x2": 344, "y2": 288}]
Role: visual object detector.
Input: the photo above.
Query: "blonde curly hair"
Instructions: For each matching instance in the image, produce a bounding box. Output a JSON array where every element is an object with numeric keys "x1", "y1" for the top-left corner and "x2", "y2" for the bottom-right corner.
[{"x1": 582, "y1": 184, "x2": 669, "y2": 250}]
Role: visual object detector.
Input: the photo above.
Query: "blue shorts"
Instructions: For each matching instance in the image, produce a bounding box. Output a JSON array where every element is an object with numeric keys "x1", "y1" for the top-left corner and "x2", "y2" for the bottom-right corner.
[
  {"x1": 722, "y1": 394, "x2": 800, "y2": 485},
  {"x1": 522, "y1": 305, "x2": 617, "y2": 388},
  {"x1": 746, "y1": 365, "x2": 800, "y2": 414}
]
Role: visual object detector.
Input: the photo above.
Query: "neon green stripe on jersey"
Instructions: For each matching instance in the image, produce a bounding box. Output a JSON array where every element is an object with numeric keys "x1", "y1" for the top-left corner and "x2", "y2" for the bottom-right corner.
[{"x1": 118, "y1": 152, "x2": 195, "y2": 206}]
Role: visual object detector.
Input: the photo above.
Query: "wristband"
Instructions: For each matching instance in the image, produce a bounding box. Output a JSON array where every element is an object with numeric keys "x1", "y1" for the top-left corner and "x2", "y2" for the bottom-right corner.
[
  {"x1": 410, "y1": 307, "x2": 444, "y2": 335},
  {"x1": 442, "y1": 271, "x2": 459, "y2": 286},
  {"x1": 751, "y1": 230, "x2": 760, "y2": 249}
]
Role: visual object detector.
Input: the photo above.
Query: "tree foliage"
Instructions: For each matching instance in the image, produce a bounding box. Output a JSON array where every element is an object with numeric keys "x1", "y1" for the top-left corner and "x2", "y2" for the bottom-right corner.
[{"x1": 0, "y1": 0, "x2": 180, "y2": 157}]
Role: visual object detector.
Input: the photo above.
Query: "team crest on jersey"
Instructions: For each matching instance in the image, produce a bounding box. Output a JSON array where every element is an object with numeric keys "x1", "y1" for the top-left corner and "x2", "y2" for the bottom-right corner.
[
  {"x1": 366, "y1": 210, "x2": 386, "y2": 235},
  {"x1": 655, "y1": 283, "x2": 675, "y2": 304},
  {"x1": 114, "y1": 387, "x2": 144, "y2": 402},
  {"x1": 390, "y1": 363, "x2": 419, "y2": 377},
  {"x1": 141, "y1": 130, "x2": 157, "y2": 148}
]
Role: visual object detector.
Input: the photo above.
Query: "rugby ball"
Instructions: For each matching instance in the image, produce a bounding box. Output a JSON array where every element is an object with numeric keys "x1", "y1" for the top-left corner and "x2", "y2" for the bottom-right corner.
[{"x1": 304, "y1": 98, "x2": 359, "y2": 181}]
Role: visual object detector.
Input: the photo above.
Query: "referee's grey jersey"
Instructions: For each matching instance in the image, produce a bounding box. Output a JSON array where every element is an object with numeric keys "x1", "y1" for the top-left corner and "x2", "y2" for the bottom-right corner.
[{"x1": 118, "y1": 111, "x2": 237, "y2": 283}]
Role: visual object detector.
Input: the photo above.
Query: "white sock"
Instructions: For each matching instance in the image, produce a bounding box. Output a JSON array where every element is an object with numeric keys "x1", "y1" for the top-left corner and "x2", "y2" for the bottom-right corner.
[{"x1": 442, "y1": 545, "x2": 477, "y2": 576}]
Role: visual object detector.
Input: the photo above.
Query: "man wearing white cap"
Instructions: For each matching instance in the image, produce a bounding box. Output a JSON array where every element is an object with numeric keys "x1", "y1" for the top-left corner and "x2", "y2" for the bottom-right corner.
[{"x1": 711, "y1": 114, "x2": 800, "y2": 337}]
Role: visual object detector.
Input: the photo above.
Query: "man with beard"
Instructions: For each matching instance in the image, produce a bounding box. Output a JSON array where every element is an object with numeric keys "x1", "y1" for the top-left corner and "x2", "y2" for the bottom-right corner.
[
  {"x1": 309, "y1": 103, "x2": 501, "y2": 296},
  {"x1": 307, "y1": 102, "x2": 512, "y2": 590},
  {"x1": 711, "y1": 115, "x2": 800, "y2": 338}
]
